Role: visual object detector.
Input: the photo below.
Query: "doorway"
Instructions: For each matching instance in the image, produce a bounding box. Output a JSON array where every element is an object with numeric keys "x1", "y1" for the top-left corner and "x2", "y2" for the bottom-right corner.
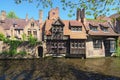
[
  {"x1": 104, "y1": 40, "x2": 116, "y2": 56},
  {"x1": 38, "y1": 46, "x2": 43, "y2": 57}
]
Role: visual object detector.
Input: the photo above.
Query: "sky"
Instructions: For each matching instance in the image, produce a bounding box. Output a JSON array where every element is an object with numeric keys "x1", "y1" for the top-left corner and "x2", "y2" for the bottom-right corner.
[{"x1": 0, "y1": 0, "x2": 118, "y2": 21}]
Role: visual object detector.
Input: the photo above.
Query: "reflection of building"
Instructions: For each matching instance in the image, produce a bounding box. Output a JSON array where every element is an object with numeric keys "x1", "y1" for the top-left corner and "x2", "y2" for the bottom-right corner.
[
  {"x1": 42, "y1": 7, "x2": 119, "y2": 58},
  {"x1": 0, "y1": 10, "x2": 43, "y2": 41}
]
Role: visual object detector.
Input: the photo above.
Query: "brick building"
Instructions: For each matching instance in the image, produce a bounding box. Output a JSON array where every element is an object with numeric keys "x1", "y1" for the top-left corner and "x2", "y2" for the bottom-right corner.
[
  {"x1": 0, "y1": 10, "x2": 43, "y2": 41},
  {"x1": 42, "y1": 8, "x2": 119, "y2": 58},
  {"x1": 0, "y1": 8, "x2": 119, "y2": 58}
]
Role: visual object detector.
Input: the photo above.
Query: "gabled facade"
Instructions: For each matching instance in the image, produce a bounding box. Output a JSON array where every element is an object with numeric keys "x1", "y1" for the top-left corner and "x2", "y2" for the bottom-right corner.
[
  {"x1": 85, "y1": 20, "x2": 119, "y2": 58},
  {"x1": 42, "y1": 7, "x2": 119, "y2": 58},
  {"x1": 0, "y1": 8, "x2": 119, "y2": 58},
  {"x1": 43, "y1": 8, "x2": 87, "y2": 57},
  {"x1": 0, "y1": 10, "x2": 43, "y2": 41}
]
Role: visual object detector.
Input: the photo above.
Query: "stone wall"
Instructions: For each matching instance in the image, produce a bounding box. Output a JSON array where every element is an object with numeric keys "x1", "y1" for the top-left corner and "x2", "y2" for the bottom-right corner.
[
  {"x1": 0, "y1": 41, "x2": 3, "y2": 53},
  {"x1": 0, "y1": 41, "x2": 43, "y2": 58},
  {"x1": 86, "y1": 37, "x2": 105, "y2": 58}
]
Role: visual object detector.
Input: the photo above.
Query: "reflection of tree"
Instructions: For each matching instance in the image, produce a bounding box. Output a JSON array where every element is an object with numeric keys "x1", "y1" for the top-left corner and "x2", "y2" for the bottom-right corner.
[{"x1": 0, "y1": 58, "x2": 120, "y2": 80}]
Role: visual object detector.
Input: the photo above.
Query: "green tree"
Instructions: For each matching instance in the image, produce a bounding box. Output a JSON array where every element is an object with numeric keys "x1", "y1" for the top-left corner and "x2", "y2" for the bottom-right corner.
[
  {"x1": 28, "y1": 34, "x2": 37, "y2": 46},
  {"x1": 7, "y1": 11, "x2": 19, "y2": 19},
  {"x1": 15, "y1": 0, "x2": 120, "y2": 19},
  {"x1": 0, "y1": 33, "x2": 5, "y2": 41},
  {"x1": 22, "y1": 33, "x2": 27, "y2": 41},
  {"x1": 116, "y1": 38, "x2": 120, "y2": 57}
]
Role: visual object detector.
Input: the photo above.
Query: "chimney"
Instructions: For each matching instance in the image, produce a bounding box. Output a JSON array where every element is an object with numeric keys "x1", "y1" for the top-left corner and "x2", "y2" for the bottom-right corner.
[
  {"x1": 76, "y1": 8, "x2": 81, "y2": 21},
  {"x1": 48, "y1": 7, "x2": 59, "y2": 20},
  {"x1": 39, "y1": 10, "x2": 43, "y2": 23},
  {"x1": 81, "y1": 8, "x2": 85, "y2": 23},
  {"x1": 76, "y1": 8, "x2": 85, "y2": 23},
  {"x1": 26, "y1": 13, "x2": 28, "y2": 21},
  {"x1": 0, "y1": 10, "x2": 6, "y2": 20}
]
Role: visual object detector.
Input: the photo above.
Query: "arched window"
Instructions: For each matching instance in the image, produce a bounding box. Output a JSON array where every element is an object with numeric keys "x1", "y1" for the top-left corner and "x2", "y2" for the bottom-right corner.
[{"x1": 31, "y1": 22, "x2": 34, "y2": 27}]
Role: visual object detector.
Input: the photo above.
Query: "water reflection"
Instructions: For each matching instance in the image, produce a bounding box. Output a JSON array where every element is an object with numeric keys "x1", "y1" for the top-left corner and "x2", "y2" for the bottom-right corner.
[
  {"x1": 85, "y1": 58, "x2": 120, "y2": 77},
  {"x1": 0, "y1": 58, "x2": 120, "y2": 80}
]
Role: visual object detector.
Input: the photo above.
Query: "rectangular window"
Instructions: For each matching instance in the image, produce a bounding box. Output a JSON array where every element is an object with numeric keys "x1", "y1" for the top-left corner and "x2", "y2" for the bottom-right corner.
[
  {"x1": 103, "y1": 27, "x2": 108, "y2": 32},
  {"x1": 18, "y1": 30, "x2": 20, "y2": 34},
  {"x1": 78, "y1": 43, "x2": 81, "y2": 48},
  {"x1": 71, "y1": 26, "x2": 82, "y2": 31},
  {"x1": 100, "y1": 25, "x2": 108, "y2": 32},
  {"x1": 81, "y1": 42, "x2": 85, "y2": 48},
  {"x1": 93, "y1": 39, "x2": 102, "y2": 49},
  {"x1": 62, "y1": 43, "x2": 64, "y2": 48},
  {"x1": 51, "y1": 42, "x2": 54, "y2": 48},
  {"x1": 33, "y1": 30, "x2": 37, "y2": 37},
  {"x1": 78, "y1": 27, "x2": 82, "y2": 31},
  {"x1": 90, "y1": 25, "x2": 98, "y2": 31},
  {"x1": 71, "y1": 42, "x2": 74, "y2": 48},
  {"x1": 28, "y1": 31, "x2": 31, "y2": 35},
  {"x1": 31, "y1": 22, "x2": 34, "y2": 27},
  {"x1": 75, "y1": 43, "x2": 77, "y2": 48},
  {"x1": 110, "y1": 40, "x2": 115, "y2": 52}
]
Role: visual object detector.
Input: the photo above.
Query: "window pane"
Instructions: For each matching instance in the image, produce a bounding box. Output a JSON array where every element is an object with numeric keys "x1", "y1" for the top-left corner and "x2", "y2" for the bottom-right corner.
[
  {"x1": 28, "y1": 31, "x2": 31, "y2": 35},
  {"x1": 33, "y1": 31, "x2": 37, "y2": 37},
  {"x1": 93, "y1": 39, "x2": 102, "y2": 49},
  {"x1": 110, "y1": 40, "x2": 115, "y2": 52}
]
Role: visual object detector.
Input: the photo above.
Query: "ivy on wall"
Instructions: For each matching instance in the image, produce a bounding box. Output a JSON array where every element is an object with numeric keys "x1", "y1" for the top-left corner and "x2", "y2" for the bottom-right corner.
[
  {"x1": 116, "y1": 38, "x2": 120, "y2": 57},
  {"x1": 0, "y1": 33, "x2": 42, "y2": 57}
]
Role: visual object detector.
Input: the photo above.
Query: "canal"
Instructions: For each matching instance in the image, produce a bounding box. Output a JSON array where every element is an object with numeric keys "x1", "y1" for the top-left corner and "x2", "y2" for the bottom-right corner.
[{"x1": 0, "y1": 57, "x2": 120, "y2": 80}]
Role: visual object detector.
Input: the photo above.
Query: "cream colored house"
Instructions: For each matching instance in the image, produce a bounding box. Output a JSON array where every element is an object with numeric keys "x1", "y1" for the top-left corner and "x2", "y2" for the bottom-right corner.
[{"x1": 0, "y1": 10, "x2": 43, "y2": 41}]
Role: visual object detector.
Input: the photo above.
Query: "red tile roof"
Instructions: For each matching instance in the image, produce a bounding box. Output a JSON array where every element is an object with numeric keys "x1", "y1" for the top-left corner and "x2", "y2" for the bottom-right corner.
[
  {"x1": 69, "y1": 20, "x2": 82, "y2": 26},
  {"x1": 84, "y1": 20, "x2": 119, "y2": 36},
  {"x1": 45, "y1": 19, "x2": 87, "y2": 39}
]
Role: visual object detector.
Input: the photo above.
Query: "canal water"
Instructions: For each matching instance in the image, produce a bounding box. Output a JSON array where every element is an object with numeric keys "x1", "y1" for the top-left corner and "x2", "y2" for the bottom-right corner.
[{"x1": 0, "y1": 57, "x2": 120, "y2": 80}]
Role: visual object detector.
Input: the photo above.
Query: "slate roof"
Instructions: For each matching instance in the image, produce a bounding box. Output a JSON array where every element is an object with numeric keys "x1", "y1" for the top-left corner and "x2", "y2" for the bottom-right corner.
[
  {"x1": 0, "y1": 18, "x2": 40, "y2": 30},
  {"x1": 84, "y1": 20, "x2": 119, "y2": 36}
]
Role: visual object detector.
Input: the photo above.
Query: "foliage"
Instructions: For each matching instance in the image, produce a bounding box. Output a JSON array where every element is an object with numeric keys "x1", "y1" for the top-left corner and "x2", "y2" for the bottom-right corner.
[
  {"x1": 28, "y1": 34, "x2": 37, "y2": 46},
  {"x1": 86, "y1": 18, "x2": 107, "y2": 22},
  {"x1": 22, "y1": 33, "x2": 27, "y2": 41},
  {"x1": 0, "y1": 33, "x2": 5, "y2": 41},
  {"x1": 18, "y1": 50, "x2": 27, "y2": 56},
  {"x1": 0, "y1": 51, "x2": 9, "y2": 55},
  {"x1": 6, "y1": 40, "x2": 22, "y2": 56},
  {"x1": 111, "y1": 18, "x2": 116, "y2": 24},
  {"x1": 7, "y1": 11, "x2": 19, "y2": 19},
  {"x1": 116, "y1": 16, "x2": 120, "y2": 21},
  {"x1": 15, "y1": 0, "x2": 120, "y2": 18},
  {"x1": 116, "y1": 38, "x2": 120, "y2": 57},
  {"x1": 1, "y1": 38, "x2": 23, "y2": 56}
]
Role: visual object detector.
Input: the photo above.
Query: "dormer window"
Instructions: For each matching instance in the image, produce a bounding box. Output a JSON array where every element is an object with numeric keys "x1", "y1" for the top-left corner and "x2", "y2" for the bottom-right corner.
[
  {"x1": 102, "y1": 27, "x2": 108, "y2": 32},
  {"x1": 71, "y1": 26, "x2": 82, "y2": 31},
  {"x1": 100, "y1": 25, "x2": 108, "y2": 32},
  {"x1": 31, "y1": 22, "x2": 34, "y2": 27},
  {"x1": 90, "y1": 25, "x2": 98, "y2": 31},
  {"x1": 13, "y1": 23, "x2": 17, "y2": 27}
]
